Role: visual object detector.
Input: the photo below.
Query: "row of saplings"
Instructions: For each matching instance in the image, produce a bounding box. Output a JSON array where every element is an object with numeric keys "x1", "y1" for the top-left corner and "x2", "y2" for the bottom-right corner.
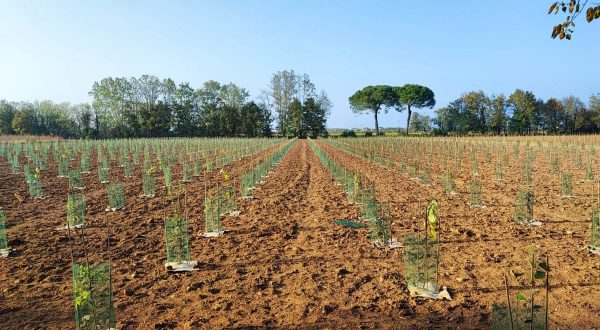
[
  {"x1": 307, "y1": 139, "x2": 600, "y2": 329},
  {"x1": 0, "y1": 140, "x2": 295, "y2": 330}
]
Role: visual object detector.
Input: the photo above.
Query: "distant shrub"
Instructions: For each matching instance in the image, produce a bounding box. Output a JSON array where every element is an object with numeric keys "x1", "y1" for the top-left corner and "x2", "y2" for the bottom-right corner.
[
  {"x1": 364, "y1": 131, "x2": 373, "y2": 137},
  {"x1": 340, "y1": 130, "x2": 357, "y2": 137}
]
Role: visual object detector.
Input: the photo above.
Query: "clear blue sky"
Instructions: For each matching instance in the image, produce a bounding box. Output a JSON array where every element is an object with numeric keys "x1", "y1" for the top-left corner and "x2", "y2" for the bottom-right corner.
[{"x1": 0, "y1": 1, "x2": 598, "y2": 129}]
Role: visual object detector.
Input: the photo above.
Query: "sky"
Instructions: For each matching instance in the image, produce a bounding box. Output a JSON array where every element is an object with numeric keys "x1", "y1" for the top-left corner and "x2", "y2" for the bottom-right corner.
[{"x1": 0, "y1": 1, "x2": 598, "y2": 129}]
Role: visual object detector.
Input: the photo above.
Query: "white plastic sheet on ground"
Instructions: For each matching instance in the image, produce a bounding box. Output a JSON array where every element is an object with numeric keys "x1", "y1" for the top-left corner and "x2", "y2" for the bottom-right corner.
[
  {"x1": 165, "y1": 260, "x2": 198, "y2": 272},
  {"x1": 408, "y1": 282, "x2": 452, "y2": 300},
  {"x1": 201, "y1": 230, "x2": 226, "y2": 238},
  {"x1": 374, "y1": 237, "x2": 403, "y2": 249}
]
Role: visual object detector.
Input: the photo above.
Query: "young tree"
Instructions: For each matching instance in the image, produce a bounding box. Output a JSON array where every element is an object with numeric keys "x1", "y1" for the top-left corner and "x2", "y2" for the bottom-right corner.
[
  {"x1": 396, "y1": 84, "x2": 436, "y2": 135},
  {"x1": 349, "y1": 85, "x2": 398, "y2": 136}
]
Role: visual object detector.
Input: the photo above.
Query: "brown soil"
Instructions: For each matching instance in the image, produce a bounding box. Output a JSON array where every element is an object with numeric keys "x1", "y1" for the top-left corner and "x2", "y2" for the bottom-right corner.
[
  {"x1": 315, "y1": 139, "x2": 600, "y2": 329},
  {"x1": 0, "y1": 139, "x2": 598, "y2": 329}
]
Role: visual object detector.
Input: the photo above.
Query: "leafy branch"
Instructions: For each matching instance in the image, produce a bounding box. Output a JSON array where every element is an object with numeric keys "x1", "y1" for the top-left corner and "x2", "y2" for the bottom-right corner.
[{"x1": 548, "y1": 0, "x2": 600, "y2": 39}]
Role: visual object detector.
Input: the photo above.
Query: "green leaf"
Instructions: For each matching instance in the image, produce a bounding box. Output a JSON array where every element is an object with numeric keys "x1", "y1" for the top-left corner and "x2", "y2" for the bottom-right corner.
[
  {"x1": 516, "y1": 293, "x2": 527, "y2": 301},
  {"x1": 534, "y1": 270, "x2": 546, "y2": 279},
  {"x1": 539, "y1": 261, "x2": 550, "y2": 271}
]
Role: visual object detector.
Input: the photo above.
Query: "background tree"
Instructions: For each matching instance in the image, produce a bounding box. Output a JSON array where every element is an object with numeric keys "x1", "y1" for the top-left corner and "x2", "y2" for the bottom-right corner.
[
  {"x1": 266, "y1": 70, "x2": 330, "y2": 136},
  {"x1": 0, "y1": 101, "x2": 16, "y2": 135},
  {"x1": 349, "y1": 85, "x2": 398, "y2": 136},
  {"x1": 288, "y1": 99, "x2": 305, "y2": 138},
  {"x1": 508, "y1": 89, "x2": 537, "y2": 134},
  {"x1": 409, "y1": 112, "x2": 432, "y2": 132},
  {"x1": 396, "y1": 84, "x2": 436, "y2": 135},
  {"x1": 462, "y1": 90, "x2": 490, "y2": 134},
  {"x1": 489, "y1": 94, "x2": 508, "y2": 134},
  {"x1": 541, "y1": 98, "x2": 565, "y2": 134},
  {"x1": 304, "y1": 97, "x2": 327, "y2": 138}
]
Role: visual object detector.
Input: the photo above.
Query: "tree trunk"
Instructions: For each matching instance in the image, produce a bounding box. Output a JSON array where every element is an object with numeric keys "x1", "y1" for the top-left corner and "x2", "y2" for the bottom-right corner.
[
  {"x1": 374, "y1": 110, "x2": 379, "y2": 136},
  {"x1": 406, "y1": 106, "x2": 412, "y2": 135}
]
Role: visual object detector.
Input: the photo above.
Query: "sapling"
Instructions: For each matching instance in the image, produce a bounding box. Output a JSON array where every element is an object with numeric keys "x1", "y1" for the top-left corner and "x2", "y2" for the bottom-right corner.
[
  {"x1": 163, "y1": 165, "x2": 172, "y2": 188},
  {"x1": 106, "y1": 183, "x2": 125, "y2": 211},
  {"x1": 368, "y1": 202, "x2": 393, "y2": 248},
  {"x1": 58, "y1": 155, "x2": 69, "y2": 177},
  {"x1": 521, "y1": 161, "x2": 533, "y2": 186},
  {"x1": 182, "y1": 163, "x2": 192, "y2": 182},
  {"x1": 123, "y1": 161, "x2": 133, "y2": 178},
  {"x1": 469, "y1": 179, "x2": 484, "y2": 207},
  {"x1": 164, "y1": 184, "x2": 198, "y2": 271},
  {"x1": 513, "y1": 190, "x2": 535, "y2": 225},
  {"x1": 586, "y1": 158, "x2": 594, "y2": 181},
  {"x1": 27, "y1": 167, "x2": 43, "y2": 199},
  {"x1": 98, "y1": 166, "x2": 109, "y2": 184},
  {"x1": 560, "y1": 172, "x2": 573, "y2": 197},
  {"x1": 142, "y1": 165, "x2": 157, "y2": 198},
  {"x1": 589, "y1": 204, "x2": 600, "y2": 255},
  {"x1": 203, "y1": 189, "x2": 223, "y2": 236},
  {"x1": 403, "y1": 200, "x2": 449, "y2": 299},
  {"x1": 193, "y1": 161, "x2": 201, "y2": 177},
  {"x1": 0, "y1": 209, "x2": 8, "y2": 257},
  {"x1": 80, "y1": 155, "x2": 90, "y2": 173},
  {"x1": 69, "y1": 170, "x2": 85, "y2": 190},
  {"x1": 72, "y1": 262, "x2": 116, "y2": 330},
  {"x1": 67, "y1": 194, "x2": 86, "y2": 228},
  {"x1": 441, "y1": 171, "x2": 456, "y2": 195},
  {"x1": 495, "y1": 160, "x2": 504, "y2": 181},
  {"x1": 492, "y1": 249, "x2": 549, "y2": 330}
]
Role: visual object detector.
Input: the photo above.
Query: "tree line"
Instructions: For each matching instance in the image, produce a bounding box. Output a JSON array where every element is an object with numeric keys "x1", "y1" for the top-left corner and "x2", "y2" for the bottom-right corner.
[
  {"x1": 433, "y1": 90, "x2": 600, "y2": 135},
  {"x1": 0, "y1": 70, "x2": 331, "y2": 139}
]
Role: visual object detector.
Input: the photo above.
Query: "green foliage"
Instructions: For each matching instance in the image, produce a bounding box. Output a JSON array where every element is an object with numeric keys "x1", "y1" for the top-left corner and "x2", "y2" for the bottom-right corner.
[
  {"x1": 71, "y1": 262, "x2": 116, "y2": 330},
  {"x1": 340, "y1": 130, "x2": 357, "y2": 137},
  {"x1": 58, "y1": 156, "x2": 69, "y2": 177},
  {"x1": 67, "y1": 194, "x2": 86, "y2": 228},
  {"x1": 218, "y1": 187, "x2": 237, "y2": 215},
  {"x1": 441, "y1": 172, "x2": 456, "y2": 194},
  {"x1": 396, "y1": 84, "x2": 436, "y2": 134},
  {"x1": 403, "y1": 227, "x2": 440, "y2": 291},
  {"x1": 204, "y1": 191, "x2": 222, "y2": 233},
  {"x1": 69, "y1": 170, "x2": 85, "y2": 189},
  {"x1": 163, "y1": 166, "x2": 172, "y2": 188},
  {"x1": 164, "y1": 216, "x2": 191, "y2": 263},
  {"x1": 349, "y1": 85, "x2": 399, "y2": 136},
  {"x1": 513, "y1": 190, "x2": 535, "y2": 224},
  {"x1": 182, "y1": 163, "x2": 192, "y2": 183},
  {"x1": 27, "y1": 171, "x2": 43, "y2": 198},
  {"x1": 368, "y1": 202, "x2": 392, "y2": 246},
  {"x1": 560, "y1": 172, "x2": 573, "y2": 197},
  {"x1": 469, "y1": 179, "x2": 483, "y2": 207},
  {"x1": 98, "y1": 166, "x2": 109, "y2": 184},
  {"x1": 0, "y1": 209, "x2": 7, "y2": 252},
  {"x1": 107, "y1": 183, "x2": 125, "y2": 210},
  {"x1": 591, "y1": 205, "x2": 600, "y2": 249}
]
